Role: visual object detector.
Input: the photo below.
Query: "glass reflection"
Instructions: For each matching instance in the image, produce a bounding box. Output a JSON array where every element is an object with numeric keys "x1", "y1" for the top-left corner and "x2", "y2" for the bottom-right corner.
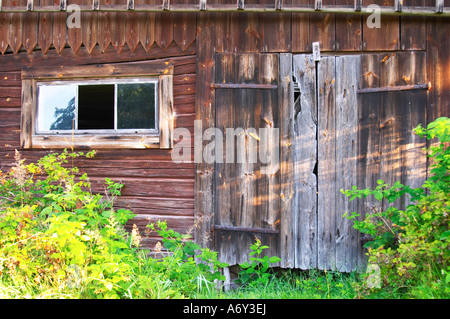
[{"x1": 37, "y1": 84, "x2": 76, "y2": 131}]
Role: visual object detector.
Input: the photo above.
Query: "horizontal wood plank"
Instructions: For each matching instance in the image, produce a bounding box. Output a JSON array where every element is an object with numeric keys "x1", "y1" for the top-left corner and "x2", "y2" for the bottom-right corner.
[{"x1": 22, "y1": 62, "x2": 174, "y2": 79}]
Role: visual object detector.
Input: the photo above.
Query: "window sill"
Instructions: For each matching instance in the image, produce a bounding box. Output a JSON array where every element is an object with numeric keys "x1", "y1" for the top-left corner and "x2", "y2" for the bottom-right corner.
[{"x1": 31, "y1": 134, "x2": 161, "y2": 149}]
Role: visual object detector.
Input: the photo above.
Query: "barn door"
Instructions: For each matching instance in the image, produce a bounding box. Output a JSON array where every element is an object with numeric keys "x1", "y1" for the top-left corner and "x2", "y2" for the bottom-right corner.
[
  {"x1": 212, "y1": 53, "x2": 282, "y2": 266},
  {"x1": 293, "y1": 52, "x2": 428, "y2": 272}
]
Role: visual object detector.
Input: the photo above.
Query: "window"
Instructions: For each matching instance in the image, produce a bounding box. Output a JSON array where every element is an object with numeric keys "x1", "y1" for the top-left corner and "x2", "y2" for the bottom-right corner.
[
  {"x1": 37, "y1": 79, "x2": 158, "y2": 133},
  {"x1": 21, "y1": 61, "x2": 173, "y2": 149}
]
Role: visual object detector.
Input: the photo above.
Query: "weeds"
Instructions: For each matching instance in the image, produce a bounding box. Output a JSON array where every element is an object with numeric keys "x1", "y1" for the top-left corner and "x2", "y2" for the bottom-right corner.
[{"x1": 0, "y1": 150, "x2": 227, "y2": 299}]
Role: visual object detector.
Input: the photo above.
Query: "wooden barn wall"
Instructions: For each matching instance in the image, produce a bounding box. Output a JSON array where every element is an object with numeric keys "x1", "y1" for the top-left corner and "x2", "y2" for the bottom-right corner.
[
  {"x1": 195, "y1": 5, "x2": 450, "y2": 269},
  {"x1": 0, "y1": 31, "x2": 197, "y2": 250},
  {"x1": 0, "y1": 2, "x2": 449, "y2": 266}
]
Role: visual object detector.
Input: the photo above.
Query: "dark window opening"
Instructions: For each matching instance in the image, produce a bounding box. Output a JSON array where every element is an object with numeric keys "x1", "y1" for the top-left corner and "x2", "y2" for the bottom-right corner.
[
  {"x1": 117, "y1": 83, "x2": 156, "y2": 129},
  {"x1": 78, "y1": 84, "x2": 115, "y2": 130}
]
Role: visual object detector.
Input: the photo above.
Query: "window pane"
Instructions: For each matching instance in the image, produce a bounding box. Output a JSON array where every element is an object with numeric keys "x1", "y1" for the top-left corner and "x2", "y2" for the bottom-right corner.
[
  {"x1": 117, "y1": 83, "x2": 156, "y2": 129},
  {"x1": 37, "y1": 84, "x2": 76, "y2": 131},
  {"x1": 78, "y1": 84, "x2": 115, "y2": 130}
]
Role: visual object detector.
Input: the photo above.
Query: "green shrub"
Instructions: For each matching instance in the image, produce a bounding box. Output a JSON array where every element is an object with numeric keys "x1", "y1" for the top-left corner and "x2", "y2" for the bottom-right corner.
[
  {"x1": 0, "y1": 150, "x2": 139, "y2": 298},
  {"x1": 144, "y1": 220, "x2": 228, "y2": 298},
  {"x1": 236, "y1": 238, "x2": 281, "y2": 287},
  {"x1": 0, "y1": 150, "x2": 228, "y2": 299},
  {"x1": 342, "y1": 117, "x2": 450, "y2": 298}
]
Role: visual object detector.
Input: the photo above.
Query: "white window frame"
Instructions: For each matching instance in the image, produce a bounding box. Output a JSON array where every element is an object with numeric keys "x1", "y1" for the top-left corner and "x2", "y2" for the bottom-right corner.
[{"x1": 35, "y1": 78, "x2": 159, "y2": 135}]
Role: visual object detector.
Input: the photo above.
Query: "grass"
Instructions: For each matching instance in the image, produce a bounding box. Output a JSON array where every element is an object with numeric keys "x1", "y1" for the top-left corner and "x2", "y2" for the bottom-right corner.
[{"x1": 194, "y1": 269, "x2": 360, "y2": 299}]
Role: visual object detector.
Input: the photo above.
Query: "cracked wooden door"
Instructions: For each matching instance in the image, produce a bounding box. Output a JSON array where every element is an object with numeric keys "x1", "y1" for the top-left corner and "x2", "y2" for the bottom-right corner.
[{"x1": 293, "y1": 52, "x2": 427, "y2": 272}]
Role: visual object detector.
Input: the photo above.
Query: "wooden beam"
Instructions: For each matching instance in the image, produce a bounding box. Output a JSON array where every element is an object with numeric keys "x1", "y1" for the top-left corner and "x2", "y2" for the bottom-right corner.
[
  {"x1": 357, "y1": 83, "x2": 429, "y2": 94},
  {"x1": 22, "y1": 62, "x2": 174, "y2": 80},
  {"x1": 211, "y1": 83, "x2": 277, "y2": 89},
  {"x1": 212, "y1": 225, "x2": 279, "y2": 234},
  {"x1": 0, "y1": 4, "x2": 448, "y2": 17}
]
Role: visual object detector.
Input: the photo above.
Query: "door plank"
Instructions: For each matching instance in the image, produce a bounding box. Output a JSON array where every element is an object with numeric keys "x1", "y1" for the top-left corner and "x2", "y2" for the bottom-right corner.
[
  {"x1": 293, "y1": 54, "x2": 317, "y2": 269},
  {"x1": 317, "y1": 56, "x2": 336, "y2": 270}
]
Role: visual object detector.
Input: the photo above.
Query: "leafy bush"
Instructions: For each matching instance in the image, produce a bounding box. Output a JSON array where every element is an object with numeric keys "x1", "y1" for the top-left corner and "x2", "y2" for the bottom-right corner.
[
  {"x1": 342, "y1": 117, "x2": 450, "y2": 298},
  {"x1": 0, "y1": 150, "x2": 227, "y2": 299},
  {"x1": 237, "y1": 238, "x2": 281, "y2": 287},
  {"x1": 141, "y1": 220, "x2": 228, "y2": 298}
]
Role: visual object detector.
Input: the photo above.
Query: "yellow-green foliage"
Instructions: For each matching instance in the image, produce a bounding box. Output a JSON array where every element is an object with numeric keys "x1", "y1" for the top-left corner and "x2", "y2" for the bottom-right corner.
[{"x1": 0, "y1": 150, "x2": 226, "y2": 299}]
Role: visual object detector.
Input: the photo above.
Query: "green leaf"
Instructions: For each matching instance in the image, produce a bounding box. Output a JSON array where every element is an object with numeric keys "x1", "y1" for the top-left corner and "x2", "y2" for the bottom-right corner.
[
  {"x1": 269, "y1": 256, "x2": 281, "y2": 264},
  {"x1": 440, "y1": 230, "x2": 450, "y2": 240},
  {"x1": 373, "y1": 191, "x2": 383, "y2": 201},
  {"x1": 239, "y1": 262, "x2": 250, "y2": 269}
]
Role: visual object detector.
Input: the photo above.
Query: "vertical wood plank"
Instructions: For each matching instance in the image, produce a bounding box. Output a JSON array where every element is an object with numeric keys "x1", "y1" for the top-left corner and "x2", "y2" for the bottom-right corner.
[
  {"x1": 357, "y1": 54, "x2": 382, "y2": 268},
  {"x1": 400, "y1": 89, "x2": 427, "y2": 209},
  {"x1": 0, "y1": 4, "x2": 8, "y2": 54},
  {"x1": 398, "y1": 52, "x2": 427, "y2": 208},
  {"x1": 38, "y1": 0, "x2": 53, "y2": 54},
  {"x1": 235, "y1": 54, "x2": 258, "y2": 233},
  {"x1": 138, "y1": 0, "x2": 156, "y2": 52},
  {"x1": 378, "y1": 54, "x2": 402, "y2": 212},
  {"x1": 20, "y1": 79, "x2": 36, "y2": 149},
  {"x1": 111, "y1": 0, "x2": 126, "y2": 53},
  {"x1": 82, "y1": 0, "x2": 98, "y2": 54},
  {"x1": 426, "y1": 16, "x2": 450, "y2": 123},
  {"x1": 309, "y1": 0, "x2": 335, "y2": 51},
  {"x1": 155, "y1": 10, "x2": 174, "y2": 51},
  {"x1": 194, "y1": 11, "x2": 216, "y2": 251},
  {"x1": 237, "y1": 13, "x2": 261, "y2": 52},
  {"x1": 292, "y1": 0, "x2": 310, "y2": 52},
  {"x1": 259, "y1": 53, "x2": 280, "y2": 264},
  {"x1": 97, "y1": 0, "x2": 113, "y2": 52},
  {"x1": 7, "y1": 0, "x2": 24, "y2": 54},
  {"x1": 260, "y1": 7, "x2": 291, "y2": 53},
  {"x1": 159, "y1": 74, "x2": 174, "y2": 149},
  {"x1": 362, "y1": 0, "x2": 400, "y2": 51},
  {"x1": 293, "y1": 54, "x2": 317, "y2": 269},
  {"x1": 335, "y1": 55, "x2": 360, "y2": 272},
  {"x1": 52, "y1": 1, "x2": 67, "y2": 54},
  {"x1": 22, "y1": 9, "x2": 38, "y2": 54},
  {"x1": 126, "y1": 9, "x2": 140, "y2": 52},
  {"x1": 400, "y1": 0, "x2": 427, "y2": 50},
  {"x1": 317, "y1": 56, "x2": 336, "y2": 270},
  {"x1": 335, "y1": 0, "x2": 362, "y2": 51},
  {"x1": 67, "y1": 0, "x2": 82, "y2": 53},
  {"x1": 279, "y1": 53, "x2": 295, "y2": 268},
  {"x1": 214, "y1": 53, "x2": 237, "y2": 265},
  {"x1": 173, "y1": 0, "x2": 196, "y2": 51}
]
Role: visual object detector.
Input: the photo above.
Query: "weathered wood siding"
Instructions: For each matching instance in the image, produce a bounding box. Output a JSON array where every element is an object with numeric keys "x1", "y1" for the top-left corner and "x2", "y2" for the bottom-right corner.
[
  {"x1": 0, "y1": 50, "x2": 197, "y2": 250},
  {"x1": 194, "y1": 6, "x2": 448, "y2": 270},
  {"x1": 0, "y1": 1, "x2": 448, "y2": 270}
]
